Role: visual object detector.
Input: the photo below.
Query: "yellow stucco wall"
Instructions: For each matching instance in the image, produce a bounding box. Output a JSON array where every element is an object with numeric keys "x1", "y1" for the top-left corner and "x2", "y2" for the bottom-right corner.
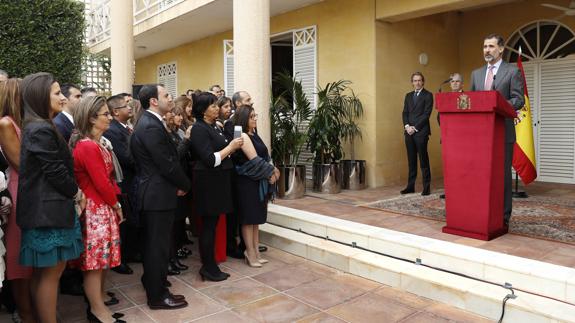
[
  {"x1": 135, "y1": 30, "x2": 232, "y2": 93},
  {"x1": 135, "y1": 0, "x2": 380, "y2": 186},
  {"x1": 376, "y1": 0, "x2": 501, "y2": 22},
  {"x1": 375, "y1": 12, "x2": 460, "y2": 186}
]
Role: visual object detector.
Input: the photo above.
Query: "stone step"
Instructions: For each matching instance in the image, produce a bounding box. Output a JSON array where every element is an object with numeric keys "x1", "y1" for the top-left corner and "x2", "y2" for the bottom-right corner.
[{"x1": 259, "y1": 204, "x2": 575, "y2": 322}]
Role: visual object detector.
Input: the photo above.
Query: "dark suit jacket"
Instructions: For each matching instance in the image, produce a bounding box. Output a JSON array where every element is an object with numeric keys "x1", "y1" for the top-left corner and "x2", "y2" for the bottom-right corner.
[
  {"x1": 470, "y1": 61, "x2": 525, "y2": 143},
  {"x1": 104, "y1": 119, "x2": 135, "y2": 193},
  {"x1": 130, "y1": 111, "x2": 191, "y2": 212},
  {"x1": 402, "y1": 88, "x2": 433, "y2": 137},
  {"x1": 53, "y1": 112, "x2": 74, "y2": 143},
  {"x1": 189, "y1": 119, "x2": 234, "y2": 216},
  {"x1": 17, "y1": 121, "x2": 78, "y2": 229}
]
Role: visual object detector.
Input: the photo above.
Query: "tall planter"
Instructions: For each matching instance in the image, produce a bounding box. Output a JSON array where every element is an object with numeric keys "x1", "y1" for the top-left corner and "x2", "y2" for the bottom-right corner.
[
  {"x1": 277, "y1": 165, "x2": 306, "y2": 199},
  {"x1": 270, "y1": 72, "x2": 313, "y2": 199},
  {"x1": 312, "y1": 163, "x2": 341, "y2": 194},
  {"x1": 341, "y1": 160, "x2": 366, "y2": 190}
]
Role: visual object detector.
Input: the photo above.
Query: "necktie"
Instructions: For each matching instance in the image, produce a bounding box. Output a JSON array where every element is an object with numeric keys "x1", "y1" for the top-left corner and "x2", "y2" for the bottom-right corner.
[
  {"x1": 484, "y1": 65, "x2": 495, "y2": 90},
  {"x1": 413, "y1": 91, "x2": 419, "y2": 104}
]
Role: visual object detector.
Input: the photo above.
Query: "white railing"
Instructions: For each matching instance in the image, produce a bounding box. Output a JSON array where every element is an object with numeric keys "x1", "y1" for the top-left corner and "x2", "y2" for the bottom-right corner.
[
  {"x1": 85, "y1": 0, "x2": 111, "y2": 45},
  {"x1": 85, "y1": 0, "x2": 185, "y2": 46}
]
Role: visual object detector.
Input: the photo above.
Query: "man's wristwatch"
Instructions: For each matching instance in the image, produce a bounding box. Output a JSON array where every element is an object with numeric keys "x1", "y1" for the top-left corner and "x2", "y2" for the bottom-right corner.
[{"x1": 113, "y1": 202, "x2": 122, "y2": 210}]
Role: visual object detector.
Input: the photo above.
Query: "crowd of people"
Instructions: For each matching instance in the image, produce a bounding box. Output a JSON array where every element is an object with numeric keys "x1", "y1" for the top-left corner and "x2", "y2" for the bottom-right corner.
[{"x1": 0, "y1": 70, "x2": 278, "y2": 323}]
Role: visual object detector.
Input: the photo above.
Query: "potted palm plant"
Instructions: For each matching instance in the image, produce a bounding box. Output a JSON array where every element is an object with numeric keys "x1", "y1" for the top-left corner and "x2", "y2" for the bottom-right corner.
[
  {"x1": 307, "y1": 80, "x2": 350, "y2": 193},
  {"x1": 270, "y1": 71, "x2": 313, "y2": 199},
  {"x1": 340, "y1": 90, "x2": 366, "y2": 190}
]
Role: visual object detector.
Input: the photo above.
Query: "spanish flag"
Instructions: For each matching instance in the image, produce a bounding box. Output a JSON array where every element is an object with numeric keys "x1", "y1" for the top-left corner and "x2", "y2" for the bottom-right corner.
[{"x1": 513, "y1": 50, "x2": 537, "y2": 184}]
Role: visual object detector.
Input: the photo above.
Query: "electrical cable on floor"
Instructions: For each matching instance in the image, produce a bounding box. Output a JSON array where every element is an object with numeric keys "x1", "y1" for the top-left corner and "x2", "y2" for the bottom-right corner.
[{"x1": 275, "y1": 223, "x2": 572, "y2": 322}]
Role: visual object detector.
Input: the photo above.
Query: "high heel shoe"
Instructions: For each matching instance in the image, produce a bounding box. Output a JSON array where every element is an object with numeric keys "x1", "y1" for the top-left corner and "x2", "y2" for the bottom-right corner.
[
  {"x1": 244, "y1": 251, "x2": 262, "y2": 268},
  {"x1": 87, "y1": 309, "x2": 126, "y2": 323},
  {"x1": 170, "y1": 258, "x2": 189, "y2": 271},
  {"x1": 256, "y1": 253, "x2": 269, "y2": 264},
  {"x1": 199, "y1": 267, "x2": 229, "y2": 282}
]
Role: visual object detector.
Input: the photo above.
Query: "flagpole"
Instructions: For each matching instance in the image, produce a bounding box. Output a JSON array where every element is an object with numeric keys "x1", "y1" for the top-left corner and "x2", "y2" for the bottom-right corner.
[
  {"x1": 512, "y1": 46, "x2": 530, "y2": 199},
  {"x1": 513, "y1": 173, "x2": 528, "y2": 198}
]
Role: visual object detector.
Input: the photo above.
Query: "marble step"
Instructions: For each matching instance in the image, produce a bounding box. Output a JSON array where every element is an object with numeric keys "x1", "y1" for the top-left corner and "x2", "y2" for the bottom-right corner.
[{"x1": 259, "y1": 204, "x2": 575, "y2": 322}]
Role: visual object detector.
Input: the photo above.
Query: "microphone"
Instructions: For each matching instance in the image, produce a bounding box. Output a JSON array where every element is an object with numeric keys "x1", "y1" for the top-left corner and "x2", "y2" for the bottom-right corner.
[{"x1": 438, "y1": 78, "x2": 452, "y2": 93}]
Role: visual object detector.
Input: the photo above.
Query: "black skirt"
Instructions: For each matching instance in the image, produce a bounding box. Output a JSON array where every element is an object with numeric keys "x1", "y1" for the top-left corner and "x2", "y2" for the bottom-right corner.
[{"x1": 193, "y1": 169, "x2": 234, "y2": 217}]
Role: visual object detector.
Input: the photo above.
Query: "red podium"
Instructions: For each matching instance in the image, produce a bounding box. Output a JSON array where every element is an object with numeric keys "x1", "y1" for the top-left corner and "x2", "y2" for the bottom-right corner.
[{"x1": 436, "y1": 91, "x2": 516, "y2": 240}]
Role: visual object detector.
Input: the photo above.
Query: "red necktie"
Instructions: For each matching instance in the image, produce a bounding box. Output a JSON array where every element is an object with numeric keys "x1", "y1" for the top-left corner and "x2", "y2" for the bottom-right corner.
[{"x1": 484, "y1": 65, "x2": 495, "y2": 90}]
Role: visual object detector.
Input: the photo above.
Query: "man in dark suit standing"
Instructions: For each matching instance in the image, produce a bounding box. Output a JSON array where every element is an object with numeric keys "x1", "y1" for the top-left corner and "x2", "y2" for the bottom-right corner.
[
  {"x1": 104, "y1": 95, "x2": 136, "y2": 275},
  {"x1": 53, "y1": 84, "x2": 82, "y2": 143},
  {"x1": 470, "y1": 33, "x2": 524, "y2": 226},
  {"x1": 130, "y1": 84, "x2": 191, "y2": 310},
  {"x1": 401, "y1": 72, "x2": 433, "y2": 196}
]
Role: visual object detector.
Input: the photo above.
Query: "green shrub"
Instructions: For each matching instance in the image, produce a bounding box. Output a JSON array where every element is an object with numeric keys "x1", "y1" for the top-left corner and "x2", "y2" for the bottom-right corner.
[{"x1": 0, "y1": 0, "x2": 85, "y2": 84}]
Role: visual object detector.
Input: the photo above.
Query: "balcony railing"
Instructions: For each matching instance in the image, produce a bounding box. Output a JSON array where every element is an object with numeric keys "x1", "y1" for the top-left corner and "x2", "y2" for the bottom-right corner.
[{"x1": 85, "y1": 0, "x2": 185, "y2": 46}]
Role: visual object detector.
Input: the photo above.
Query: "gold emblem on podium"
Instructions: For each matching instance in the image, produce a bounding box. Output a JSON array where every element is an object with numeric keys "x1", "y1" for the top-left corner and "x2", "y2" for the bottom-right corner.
[{"x1": 457, "y1": 93, "x2": 471, "y2": 110}]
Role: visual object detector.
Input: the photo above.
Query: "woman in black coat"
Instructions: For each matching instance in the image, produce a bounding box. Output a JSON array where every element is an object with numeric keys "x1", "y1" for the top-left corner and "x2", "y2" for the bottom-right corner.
[
  {"x1": 17, "y1": 72, "x2": 83, "y2": 323},
  {"x1": 189, "y1": 92, "x2": 243, "y2": 281}
]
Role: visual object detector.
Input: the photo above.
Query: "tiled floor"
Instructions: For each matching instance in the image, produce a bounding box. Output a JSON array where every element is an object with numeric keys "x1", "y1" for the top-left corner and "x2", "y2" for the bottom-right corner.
[
  {"x1": 8, "y1": 245, "x2": 490, "y2": 323},
  {"x1": 276, "y1": 180, "x2": 575, "y2": 268}
]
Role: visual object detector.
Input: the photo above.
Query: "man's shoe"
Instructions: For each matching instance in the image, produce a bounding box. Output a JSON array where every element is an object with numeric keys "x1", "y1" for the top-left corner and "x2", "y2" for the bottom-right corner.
[
  {"x1": 111, "y1": 263, "x2": 133, "y2": 275},
  {"x1": 169, "y1": 293, "x2": 185, "y2": 301},
  {"x1": 104, "y1": 296, "x2": 120, "y2": 306},
  {"x1": 400, "y1": 188, "x2": 415, "y2": 195},
  {"x1": 167, "y1": 263, "x2": 181, "y2": 276},
  {"x1": 421, "y1": 190, "x2": 430, "y2": 196},
  {"x1": 148, "y1": 296, "x2": 188, "y2": 310},
  {"x1": 439, "y1": 194, "x2": 445, "y2": 199},
  {"x1": 170, "y1": 258, "x2": 188, "y2": 271},
  {"x1": 258, "y1": 245, "x2": 268, "y2": 253}
]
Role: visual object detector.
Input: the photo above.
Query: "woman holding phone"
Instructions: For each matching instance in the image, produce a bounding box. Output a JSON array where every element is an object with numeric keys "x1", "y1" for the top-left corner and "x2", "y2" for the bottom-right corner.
[{"x1": 189, "y1": 92, "x2": 243, "y2": 281}]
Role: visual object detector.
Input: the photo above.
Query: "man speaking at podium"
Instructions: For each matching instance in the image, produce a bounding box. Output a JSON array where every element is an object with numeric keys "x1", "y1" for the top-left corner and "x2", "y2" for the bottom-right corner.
[{"x1": 470, "y1": 33, "x2": 524, "y2": 226}]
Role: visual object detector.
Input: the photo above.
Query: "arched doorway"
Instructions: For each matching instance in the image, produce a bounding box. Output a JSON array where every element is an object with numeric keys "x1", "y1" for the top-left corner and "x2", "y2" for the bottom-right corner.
[{"x1": 505, "y1": 20, "x2": 575, "y2": 184}]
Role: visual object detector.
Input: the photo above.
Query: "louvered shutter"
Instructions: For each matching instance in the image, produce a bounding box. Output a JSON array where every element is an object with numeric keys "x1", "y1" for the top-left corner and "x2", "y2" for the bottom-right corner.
[
  {"x1": 223, "y1": 40, "x2": 234, "y2": 97},
  {"x1": 157, "y1": 62, "x2": 177, "y2": 98},
  {"x1": 293, "y1": 26, "x2": 317, "y2": 179},
  {"x1": 537, "y1": 57, "x2": 575, "y2": 183}
]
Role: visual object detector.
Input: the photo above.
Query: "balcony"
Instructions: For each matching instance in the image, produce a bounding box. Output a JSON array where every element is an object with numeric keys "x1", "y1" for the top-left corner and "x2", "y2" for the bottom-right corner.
[{"x1": 84, "y1": 0, "x2": 322, "y2": 59}]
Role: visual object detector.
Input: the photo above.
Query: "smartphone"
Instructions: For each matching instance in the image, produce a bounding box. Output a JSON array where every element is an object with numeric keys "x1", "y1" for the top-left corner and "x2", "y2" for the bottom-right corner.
[{"x1": 233, "y1": 125, "x2": 242, "y2": 139}]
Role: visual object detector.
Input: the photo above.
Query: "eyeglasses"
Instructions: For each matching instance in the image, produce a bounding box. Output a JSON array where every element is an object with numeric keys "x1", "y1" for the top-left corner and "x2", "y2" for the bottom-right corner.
[
  {"x1": 97, "y1": 112, "x2": 111, "y2": 117},
  {"x1": 114, "y1": 105, "x2": 129, "y2": 109},
  {"x1": 250, "y1": 113, "x2": 258, "y2": 120}
]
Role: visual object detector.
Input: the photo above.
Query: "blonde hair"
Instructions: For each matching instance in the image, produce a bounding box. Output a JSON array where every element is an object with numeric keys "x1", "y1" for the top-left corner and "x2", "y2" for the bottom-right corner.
[
  {"x1": 174, "y1": 95, "x2": 193, "y2": 128},
  {"x1": 70, "y1": 96, "x2": 107, "y2": 149},
  {"x1": 0, "y1": 78, "x2": 23, "y2": 128}
]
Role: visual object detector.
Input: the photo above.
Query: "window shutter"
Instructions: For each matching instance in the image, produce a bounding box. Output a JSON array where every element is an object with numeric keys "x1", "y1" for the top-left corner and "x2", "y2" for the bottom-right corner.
[
  {"x1": 293, "y1": 26, "x2": 317, "y2": 179},
  {"x1": 157, "y1": 62, "x2": 177, "y2": 98},
  {"x1": 223, "y1": 40, "x2": 234, "y2": 97},
  {"x1": 538, "y1": 57, "x2": 575, "y2": 183}
]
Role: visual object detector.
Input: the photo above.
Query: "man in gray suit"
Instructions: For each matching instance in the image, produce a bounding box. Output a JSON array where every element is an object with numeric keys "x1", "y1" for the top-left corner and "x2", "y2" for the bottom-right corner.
[{"x1": 470, "y1": 33, "x2": 524, "y2": 226}]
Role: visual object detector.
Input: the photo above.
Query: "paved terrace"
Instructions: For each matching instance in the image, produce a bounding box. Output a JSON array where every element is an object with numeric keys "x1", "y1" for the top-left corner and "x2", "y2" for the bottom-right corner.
[
  {"x1": 276, "y1": 180, "x2": 575, "y2": 269},
  {"x1": 45, "y1": 245, "x2": 491, "y2": 323}
]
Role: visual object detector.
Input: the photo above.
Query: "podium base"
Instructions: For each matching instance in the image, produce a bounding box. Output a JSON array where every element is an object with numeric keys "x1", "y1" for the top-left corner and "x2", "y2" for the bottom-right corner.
[{"x1": 442, "y1": 225, "x2": 508, "y2": 241}]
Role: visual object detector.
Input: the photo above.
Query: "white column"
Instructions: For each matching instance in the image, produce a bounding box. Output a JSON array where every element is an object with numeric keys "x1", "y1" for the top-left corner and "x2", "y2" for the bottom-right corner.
[
  {"x1": 111, "y1": 0, "x2": 134, "y2": 94},
  {"x1": 233, "y1": 0, "x2": 271, "y2": 148}
]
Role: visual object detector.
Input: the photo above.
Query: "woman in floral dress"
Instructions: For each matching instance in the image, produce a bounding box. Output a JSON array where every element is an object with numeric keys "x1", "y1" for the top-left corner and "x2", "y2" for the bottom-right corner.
[{"x1": 70, "y1": 96, "x2": 124, "y2": 323}]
